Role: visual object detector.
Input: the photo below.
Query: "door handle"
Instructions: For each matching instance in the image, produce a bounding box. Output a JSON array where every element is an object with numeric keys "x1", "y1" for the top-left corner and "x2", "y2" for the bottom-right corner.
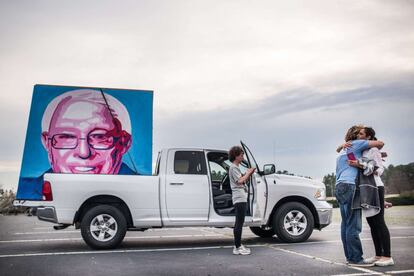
[{"x1": 170, "y1": 182, "x2": 184, "y2": 185}]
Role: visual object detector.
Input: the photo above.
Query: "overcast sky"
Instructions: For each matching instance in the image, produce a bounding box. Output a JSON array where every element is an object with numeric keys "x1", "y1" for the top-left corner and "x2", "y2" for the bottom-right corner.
[{"x1": 1, "y1": 0, "x2": 413, "y2": 190}]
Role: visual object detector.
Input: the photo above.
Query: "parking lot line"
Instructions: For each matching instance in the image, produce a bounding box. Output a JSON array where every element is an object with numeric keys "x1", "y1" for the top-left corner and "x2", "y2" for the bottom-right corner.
[
  {"x1": 269, "y1": 245, "x2": 414, "y2": 276},
  {"x1": 320, "y1": 226, "x2": 414, "y2": 232},
  {"x1": 331, "y1": 271, "x2": 414, "y2": 276},
  {"x1": 386, "y1": 270, "x2": 414, "y2": 275},
  {"x1": 0, "y1": 234, "x2": 225, "y2": 244},
  {"x1": 0, "y1": 237, "x2": 82, "y2": 243},
  {"x1": 0, "y1": 244, "x2": 266, "y2": 258},
  {"x1": 270, "y1": 246, "x2": 381, "y2": 275},
  {"x1": 332, "y1": 273, "x2": 382, "y2": 276},
  {"x1": 14, "y1": 230, "x2": 80, "y2": 235},
  {"x1": 272, "y1": 235, "x2": 414, "y2": 247},
  {"x1": 1, "y1": 234, "x2": 412, "y2": 245}
]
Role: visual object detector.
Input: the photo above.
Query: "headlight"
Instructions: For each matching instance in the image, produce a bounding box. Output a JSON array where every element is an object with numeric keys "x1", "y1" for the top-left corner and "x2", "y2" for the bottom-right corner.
[{"x1": 314, "y1": 187, "x2": 326, "y2": 201}]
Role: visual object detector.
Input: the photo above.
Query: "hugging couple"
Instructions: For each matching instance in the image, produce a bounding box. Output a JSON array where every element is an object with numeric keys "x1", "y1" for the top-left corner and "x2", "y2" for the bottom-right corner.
[{"x1": 335, "y1": 125, "x2": 394, "y2": 267}]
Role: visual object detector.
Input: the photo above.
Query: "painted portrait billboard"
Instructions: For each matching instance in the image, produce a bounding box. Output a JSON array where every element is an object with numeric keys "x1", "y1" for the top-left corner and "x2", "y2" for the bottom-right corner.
[{"x1": 16, "y1": 85, "x2": 153, "y2": 200}]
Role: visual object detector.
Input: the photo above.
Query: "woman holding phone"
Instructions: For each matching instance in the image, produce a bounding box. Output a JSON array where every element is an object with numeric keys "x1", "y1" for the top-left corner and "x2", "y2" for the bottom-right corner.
[{"x1": 228, "y1": 145, "x2": 256, "y2": 255}]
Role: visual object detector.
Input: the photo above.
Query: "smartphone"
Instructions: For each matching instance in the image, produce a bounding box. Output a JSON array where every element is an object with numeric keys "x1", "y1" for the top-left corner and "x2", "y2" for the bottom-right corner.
[{"x1": 347, "y1": 152, "x2": 356, "y2": 160}]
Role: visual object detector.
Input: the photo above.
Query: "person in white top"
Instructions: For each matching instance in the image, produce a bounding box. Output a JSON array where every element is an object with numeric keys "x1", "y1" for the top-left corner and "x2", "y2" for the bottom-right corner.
[{"x1": 349, "y1": 127, "x2": 394, "y2": 267}]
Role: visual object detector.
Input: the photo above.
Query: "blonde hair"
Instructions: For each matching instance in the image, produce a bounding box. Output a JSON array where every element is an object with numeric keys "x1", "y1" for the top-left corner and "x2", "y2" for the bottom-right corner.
[{"x1": 344, "y1": 124, "x2": 364, "y2": 141}]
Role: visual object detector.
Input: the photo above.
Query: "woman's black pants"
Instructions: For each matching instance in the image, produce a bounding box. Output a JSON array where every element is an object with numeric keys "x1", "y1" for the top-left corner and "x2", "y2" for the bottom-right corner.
[
  {"x1": 366, "y1": 186, "x2": 391, "y2": 257},
  {"x1": 233, "y1": 202, "x2": 247, "y2": 248}
]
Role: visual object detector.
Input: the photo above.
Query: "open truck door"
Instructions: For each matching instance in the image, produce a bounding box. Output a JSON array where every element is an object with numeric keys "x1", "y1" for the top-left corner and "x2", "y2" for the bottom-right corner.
[{"x1": 240, "y1": 141, "x2": 268, "y2": 223}]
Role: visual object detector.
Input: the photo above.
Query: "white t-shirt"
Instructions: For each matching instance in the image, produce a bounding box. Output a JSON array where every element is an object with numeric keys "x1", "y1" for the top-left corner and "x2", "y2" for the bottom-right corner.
[{"x1": 229, "y1": 163, "x2": 248, "y2": 204}]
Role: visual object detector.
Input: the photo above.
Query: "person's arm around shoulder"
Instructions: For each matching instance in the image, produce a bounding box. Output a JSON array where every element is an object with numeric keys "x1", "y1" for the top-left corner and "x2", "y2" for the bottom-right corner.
[
  {"x1": 336, "y1": 141, "x2": 352, "y2": 153},
  {"x1": 368, "y1": 140, "x2": 384, "y2": 149}
]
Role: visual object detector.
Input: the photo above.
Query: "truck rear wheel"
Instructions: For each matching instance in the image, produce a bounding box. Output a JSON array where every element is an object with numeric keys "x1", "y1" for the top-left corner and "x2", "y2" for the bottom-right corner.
[
  {"x1": 273, "y1": 202, "x2": 314, "y2": 243},
  {"x1": 249, "y1": 226, "x2": 275, "y2": 238},
  {"x1": 81, "y1": 205, "x2": 127, "y2": 249}
]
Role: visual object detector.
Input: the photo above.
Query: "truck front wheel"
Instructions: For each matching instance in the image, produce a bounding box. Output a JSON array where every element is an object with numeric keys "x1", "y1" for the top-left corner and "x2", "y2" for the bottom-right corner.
[
  {"x1": 273, "y1": 202, "x2": 314, "y2": 243},
  {"x1": 81, "y1": 205, "x2": 127, "y2": 249}
]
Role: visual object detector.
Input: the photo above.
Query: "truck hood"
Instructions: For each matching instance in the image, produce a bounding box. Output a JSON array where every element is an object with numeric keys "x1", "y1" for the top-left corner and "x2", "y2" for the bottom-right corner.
[{"x1": 264, "y1": 173, "x2": 325, "y2": 188}]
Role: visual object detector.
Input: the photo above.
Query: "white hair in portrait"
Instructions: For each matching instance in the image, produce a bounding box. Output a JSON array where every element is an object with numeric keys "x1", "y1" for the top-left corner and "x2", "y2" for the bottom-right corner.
[{"x1": 41, "y1": 89, "x2": 132, "y2": 133}]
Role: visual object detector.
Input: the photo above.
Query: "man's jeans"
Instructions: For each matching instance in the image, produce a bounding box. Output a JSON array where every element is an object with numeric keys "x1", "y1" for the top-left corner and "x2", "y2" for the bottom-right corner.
[{"x1": 335, "y1": 183, "x2": 363, "y2": 263}]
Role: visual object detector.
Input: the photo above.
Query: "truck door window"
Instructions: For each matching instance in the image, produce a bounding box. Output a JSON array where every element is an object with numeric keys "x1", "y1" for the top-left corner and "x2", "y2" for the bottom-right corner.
[
  {"x1": 209, "y1": 162, "x2": 226, "y2": 181},
  {"x1": 174, "y1": 151, "x2": 207, "y2": 175}
]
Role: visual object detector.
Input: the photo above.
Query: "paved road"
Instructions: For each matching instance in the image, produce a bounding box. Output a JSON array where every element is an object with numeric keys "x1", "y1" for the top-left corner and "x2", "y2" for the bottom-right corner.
[{"x1": 0, "y1": 206, "x2": 413, "y2": 276}]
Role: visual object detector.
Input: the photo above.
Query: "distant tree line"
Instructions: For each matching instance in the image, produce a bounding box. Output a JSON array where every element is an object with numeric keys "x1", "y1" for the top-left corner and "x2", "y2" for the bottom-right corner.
[
  {"x1": 323, "y1": 163, "x2": 414, "y2": 197},
  {"x1": 323, "y1": 173, "x2": 336, "y2": 197},
  {"x1": 382, "y1": 163, "x2": 414, "y2": 194},
  {"x1": 0, "y1": 189, "x2": 19, "y2": 215}
]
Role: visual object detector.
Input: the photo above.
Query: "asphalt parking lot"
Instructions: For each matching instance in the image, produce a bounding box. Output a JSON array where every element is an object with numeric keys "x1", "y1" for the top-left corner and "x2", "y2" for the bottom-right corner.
[{"x1": 0, "y1": 206, "x2": 413, "y2": 276}]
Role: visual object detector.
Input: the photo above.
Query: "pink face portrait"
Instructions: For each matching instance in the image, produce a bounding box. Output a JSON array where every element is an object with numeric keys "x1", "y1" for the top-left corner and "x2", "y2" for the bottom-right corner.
[{"x1": 41, "y1": 95, "x2": 131, "y2": 174}]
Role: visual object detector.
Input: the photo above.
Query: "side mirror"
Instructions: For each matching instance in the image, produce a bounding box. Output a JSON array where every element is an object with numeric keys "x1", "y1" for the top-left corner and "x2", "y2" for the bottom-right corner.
[{"x1": 263, "y1": 164, "x2": 276, "y2": 175}]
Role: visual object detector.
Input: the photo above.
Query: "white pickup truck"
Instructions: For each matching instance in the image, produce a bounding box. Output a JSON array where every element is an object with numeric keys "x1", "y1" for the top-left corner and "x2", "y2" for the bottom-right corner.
[{"x1": 15, "y1": 142, "x2": 332, "y2": 249}]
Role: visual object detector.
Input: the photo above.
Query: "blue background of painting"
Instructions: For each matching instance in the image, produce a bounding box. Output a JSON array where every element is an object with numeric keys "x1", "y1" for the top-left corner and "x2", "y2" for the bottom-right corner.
[{"x1": 16, "y1": 84, "x2": 153, "y2": 200}]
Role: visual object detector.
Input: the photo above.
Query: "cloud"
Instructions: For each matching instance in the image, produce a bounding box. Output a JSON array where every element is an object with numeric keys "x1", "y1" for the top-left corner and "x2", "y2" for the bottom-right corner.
[
  {"x1": 253, "y1": 79, "x2": 414, "y2": 120},
  {"x1": 155, "y1": 81, "x2": 414, "y2": 178},
  {"x1": 1, "y1": 0, "x2": 413, "y2": 114},
  {"x1": 156, "y1": 79, "x2": 414, "y2": 129}
]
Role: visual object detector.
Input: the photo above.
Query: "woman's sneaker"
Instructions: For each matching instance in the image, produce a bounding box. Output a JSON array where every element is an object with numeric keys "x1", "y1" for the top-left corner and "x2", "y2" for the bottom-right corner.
[
  {"x1": 364, "y1": 256, "x2": 380, "y2": 263},
  {"x1": 375, "y1": 257, "x2": 394, "y2": 266},
  {"x1": 233, "y1": 245, "x2": 251, "y2": 255},
  {"x1": 239, "y1": 245, "x2": 251, "y2": 253}
]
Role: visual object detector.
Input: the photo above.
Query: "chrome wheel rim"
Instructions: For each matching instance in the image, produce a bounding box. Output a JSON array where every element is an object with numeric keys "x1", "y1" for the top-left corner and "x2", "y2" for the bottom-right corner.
[
  {"x1": 283, "y1": 210, "x2": 307, "y2": 236},
  {"x1": 90, "y1": 214, "x2": 118, "y2": 242}
]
